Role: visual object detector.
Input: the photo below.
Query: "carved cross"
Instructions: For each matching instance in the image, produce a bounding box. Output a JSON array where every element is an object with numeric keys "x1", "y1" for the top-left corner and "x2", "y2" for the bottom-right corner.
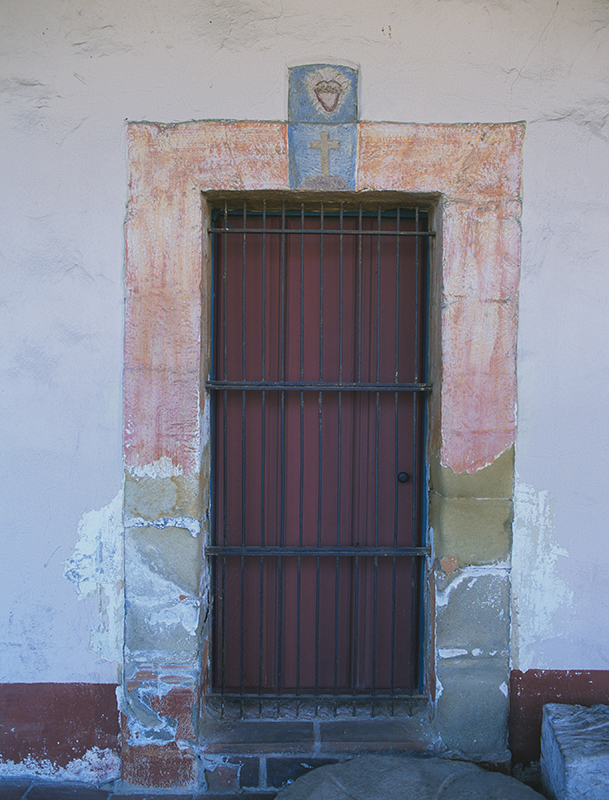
[{"x1": 310, "y1": 131, "x2": 340, "y2": 176}]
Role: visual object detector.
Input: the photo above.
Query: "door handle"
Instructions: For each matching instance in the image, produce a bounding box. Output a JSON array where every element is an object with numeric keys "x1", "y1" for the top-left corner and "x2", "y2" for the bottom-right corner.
[{"x1": 398, "y1": 472, "x2": 409, "y2": 483}]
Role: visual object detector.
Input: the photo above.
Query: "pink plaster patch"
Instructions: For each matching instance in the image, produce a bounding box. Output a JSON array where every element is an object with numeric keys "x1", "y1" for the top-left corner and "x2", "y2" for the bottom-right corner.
[
  {"x1": 125, "y1": 120, "x2": 522, "y2": 476},
  {"x1": 358, "y1": 122, "x2": 524, "y2": 474},
  {"x1": 125, "y1": 122, "x2": 289, "y2": 474},
  {"x1": 440, "y1": 556, "x2": 459, "y2": 575}
]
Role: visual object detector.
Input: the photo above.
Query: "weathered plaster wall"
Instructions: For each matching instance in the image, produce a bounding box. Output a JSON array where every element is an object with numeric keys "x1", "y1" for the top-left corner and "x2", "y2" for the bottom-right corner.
[{"x1": 1, "y1": 0, "x2": 608, "y2": 712}]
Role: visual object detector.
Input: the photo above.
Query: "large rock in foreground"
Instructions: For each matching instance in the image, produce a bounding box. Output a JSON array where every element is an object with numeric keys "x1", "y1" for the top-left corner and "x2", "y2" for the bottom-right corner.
[{"x1": 277, "y1": 755, "x2": 543, "y2": 799}]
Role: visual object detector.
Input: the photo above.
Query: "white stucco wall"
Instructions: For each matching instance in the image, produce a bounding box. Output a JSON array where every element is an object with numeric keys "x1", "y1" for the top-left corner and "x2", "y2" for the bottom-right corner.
[{"x1": 1, "y1": 0, "x2": 608, "y2": 682}]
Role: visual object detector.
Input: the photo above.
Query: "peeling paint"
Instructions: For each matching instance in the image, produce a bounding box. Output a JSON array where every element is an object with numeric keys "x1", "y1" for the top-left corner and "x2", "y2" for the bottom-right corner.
[
  {"x1": 438, "y1": 648, "x2": 468, "y2": 659},
  {"x1": 436, "y1": 565, "x2": 510, "y2": 609},
  {"x1": 0, "y1": 748, "x2": 120, "y2": 784},
  {"x1": 499, "y1": 681, "x2": 508, "y2": 698},
  {"x1": 127, "y1": 549, "x2": 200, "y2": 638},
  {"x1": 127, "y1": 456, "x2": 184, "y2": 479},
  {"x1": 123, "y1": 696, "x2": 178, "y2": 745},
  {"x1": 125, "y1": 516, "x2": 201, "y2": 538},
  {"x1": 63, "y1": 490, "x2": 124, "y2": 663},
  {"x1": 121, "y1": 669, "x2": 197, "y2": 747},
  {"x1": 511, "y1": 479, "x2": 574, "y2": 672}
]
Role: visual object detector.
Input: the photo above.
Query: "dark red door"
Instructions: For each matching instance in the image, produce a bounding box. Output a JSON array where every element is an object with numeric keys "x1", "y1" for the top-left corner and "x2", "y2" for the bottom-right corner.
[{"x1": 209, "y1": 202, "x2": 428, "y2": 701}]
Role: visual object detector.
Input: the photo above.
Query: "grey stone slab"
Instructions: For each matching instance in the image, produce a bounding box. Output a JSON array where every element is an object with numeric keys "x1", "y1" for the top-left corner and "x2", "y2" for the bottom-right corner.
[
  {"x1": 541, "y1": 703, "x2": 609, "y2": 800},
  {"x1": 434, "y1": 656, "x2": 509, "y2": 758},
  {"x1": 320, "y1": 719, "x2": 433, "y2": 745},
  {"x1": 201, "y1": 719, "x2": 315, "y2": 744},
  {"x1": 435, "y1": 570, "x2": 510, "y2": 654},
  {"x1": 276, "y1": 755, "x2": 543, "y2": 799}
]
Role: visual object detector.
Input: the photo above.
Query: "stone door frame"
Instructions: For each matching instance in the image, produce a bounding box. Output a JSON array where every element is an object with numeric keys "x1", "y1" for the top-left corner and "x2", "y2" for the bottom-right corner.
[{"x1": 122, "y1": 120, "x2": 523, "y2": 787}]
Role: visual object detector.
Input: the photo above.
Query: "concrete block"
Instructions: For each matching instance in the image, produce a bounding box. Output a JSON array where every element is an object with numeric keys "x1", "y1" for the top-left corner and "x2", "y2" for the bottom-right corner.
[
  {"x1": 124, "y1": 598, "x2": 200, "y2": 661},
  {"x1": 127, "y1": 525, "x2": 202, "y2": 595},
  {"x1": 435, "y1": 656, "x2": 509, "y2": 759},
  {"x1": 541, "y1": 703, "x2": 609, "y2": 800},
  {"x1": 123, "y1": 524, "x2": 202, "y2": 660},
  {"x1": 431, "y1": 494, "x2": 512, "y2": 565},
  {"x1": 429, "y1": 446, "x2": 514, "y2": 499},
  {"x1": 436, "y1": 570, "x2": 510, "y2": 655},
  {"x1": 124, "y1": 472, "x2": 202, "y2": 519}
]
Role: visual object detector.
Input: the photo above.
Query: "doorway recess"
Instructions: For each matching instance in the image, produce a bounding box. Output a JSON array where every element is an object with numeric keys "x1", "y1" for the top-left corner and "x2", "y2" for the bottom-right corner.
[{"x1": 206, "y1": 196, "x2": 432, "y2": 720}]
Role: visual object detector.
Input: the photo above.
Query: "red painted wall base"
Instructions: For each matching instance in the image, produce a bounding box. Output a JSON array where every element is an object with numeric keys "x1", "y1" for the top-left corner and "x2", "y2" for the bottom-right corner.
[
  {"x1": 0, "y1": 683, "x2": 119, "y2": 766},
  {"x1": 509, "y1": 670, "x2": 609, "y2": 765},
  {"x1": 2, "y1": 675, "x2": 608, "y2": 777}
]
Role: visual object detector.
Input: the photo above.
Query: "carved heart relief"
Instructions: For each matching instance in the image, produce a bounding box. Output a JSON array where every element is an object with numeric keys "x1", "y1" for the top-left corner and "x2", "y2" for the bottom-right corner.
[{"x1": 314, "y1": 79, "x2": 343, "y2": 113}]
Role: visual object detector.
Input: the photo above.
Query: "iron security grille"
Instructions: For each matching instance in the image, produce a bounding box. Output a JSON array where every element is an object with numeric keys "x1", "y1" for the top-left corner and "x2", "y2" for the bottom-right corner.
[{"x1": 206, "y1": 198, "x2": 432, "y2": 716}]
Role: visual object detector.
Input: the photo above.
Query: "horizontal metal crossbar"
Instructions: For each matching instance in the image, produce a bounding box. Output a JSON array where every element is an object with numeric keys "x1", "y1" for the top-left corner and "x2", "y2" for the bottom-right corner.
[
  {"x1": 209, "y1": 227, "x2": 435, "y2": 237},
  {"x1": 206, "y1": 380, "x2": 432, "y2": 392},
  {"x1": 207, "y1": 546, "x2": 430, "y2": 557},
  {"x1": 210, "y1": 691, "x2": 428, "y2": 702}
]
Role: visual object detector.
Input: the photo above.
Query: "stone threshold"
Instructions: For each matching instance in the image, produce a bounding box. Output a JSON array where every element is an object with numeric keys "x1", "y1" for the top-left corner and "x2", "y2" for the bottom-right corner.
[{"x1": 197, "y1": 711, "x2": 439, "y2": 793}]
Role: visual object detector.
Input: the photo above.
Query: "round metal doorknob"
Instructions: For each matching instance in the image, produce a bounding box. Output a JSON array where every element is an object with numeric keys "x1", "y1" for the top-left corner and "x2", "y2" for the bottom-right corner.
[{"x1": 398, "y1": 471, "x2": 410, "y2": 483}]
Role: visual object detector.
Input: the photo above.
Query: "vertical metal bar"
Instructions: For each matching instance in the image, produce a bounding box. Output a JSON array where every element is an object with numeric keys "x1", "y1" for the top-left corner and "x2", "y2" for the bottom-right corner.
[
  {"x1": 357, "y1": 204, "x2": 363, "y2": 383},
  {"x1": 372, "y1": 553, "x2": 378, "y2": 714},
  {"x1": 259, "y1": 203, "x2": 267, "y2": 714},
  {"x1": 373, "y1": 393, "x2": 380, "y2": 709},
  {"x1": 221, "y1": 553, "x2": 226, "y2": 717},
  {"x1": 339, "y1": 202, "x2": 344, "y2": 383},
  {"x1": 391, "y1": 551, "x2": 397, "y2": 714},
  {"x1": 410, "y1": 208, "x2": 422, "y2": 692},
  {"x1": 376, "y1": 204, "x2": 381, "y2": 385},
  {"x1": 240, "y1": 550, "x2": 245, "y2": 717},
  {"x1": 353, "y1": 205, "x2": 363, "y2": 711},
  {"x1": 355, "y1": 207, "x2": 362, "y2": 713},
  {"x1": 262, "y1": 200, "x2": 267, "y2": 381},
  {"x1": 239, "y1": 201, "x2": 247, "y2": 717},
  {"x1": 391, "y1": 393, "x2": 398, "y2": 713},
  {"x1": 223, "y1": 200, "x2": 228, "y2": 382},
  {"x1": 297, "y1": 203, "x2": 305, "y2": 706},
  {"x1": 258, "y1": 551, "x2": 264, "y2": 715},
  {"x1": 371, "y1": 206, "x2": 381, "y2": 711},
  {"x1": 334, "y1": 202, "x2": 344, "y2": 711},
  {"x1": 280, "y1": 199, "x2": 286, "y2": 384},
  {"x1": 277, "y1": 200, "x2": 286, "y2": 714},
  {"x1": 220, "y1": 200, "x2": 228, "y2": 710},
  {"x1": 395, "y1": 205, "x2": 401, "y2": 385},
  {"x1": 320, "y1": 200, "x2": 324, "y2": 382},
  {"x1": 391, "y1": 206, "x2": 400, "y2": 712},
  {"x1": 242, "y1": 200, "x2": 247, "y2": 381},
  {"x1": 334, "y1": 550, "x2": 340, "y2": 708},
  {"x1": 352, "y1": 555, "x2": 359, "y2": 715},
  {"x1": 414, "y1": 207, "x2": 420, "y2": 383},
  {"x1": 316, "y1": 388, "x2": 322, "y2": 705},
  {"x1": 411, "y1": 208, "x2": 420, "y2": 549},
  {"x1": 315, "y1": 202, "x2": 324, "y2": 707},
  {"x1": 301, "y1": 203, "x2": 305, "y2": 382}
]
